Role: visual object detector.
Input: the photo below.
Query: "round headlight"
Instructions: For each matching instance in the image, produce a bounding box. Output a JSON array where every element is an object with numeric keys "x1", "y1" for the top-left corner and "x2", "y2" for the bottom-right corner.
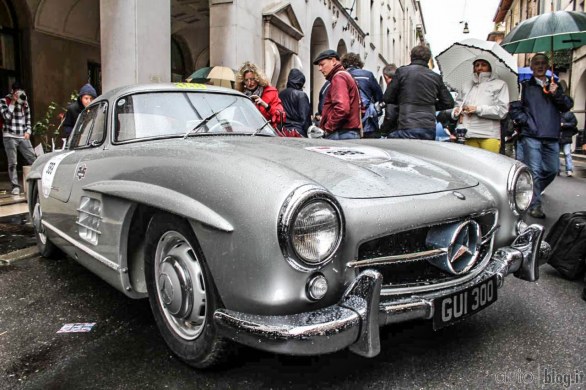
[
  {"x1": 292, "y1": 200, "x2": 341, "y2": 264},
  {"x1": 514, "y1": 170, "x2": 533, "y2": 212}
]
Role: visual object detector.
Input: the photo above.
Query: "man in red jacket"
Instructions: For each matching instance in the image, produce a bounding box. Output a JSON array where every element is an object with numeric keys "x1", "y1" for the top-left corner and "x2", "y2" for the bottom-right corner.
[{"x1": 313, "y1": 50, "x2": 361, "y2": 140}]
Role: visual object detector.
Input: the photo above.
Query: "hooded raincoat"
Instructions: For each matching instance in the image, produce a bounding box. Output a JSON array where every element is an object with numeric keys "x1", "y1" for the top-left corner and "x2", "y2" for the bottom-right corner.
[
  {"x1": 454, "y1": 55, "x2": 509, "y2": 140},
  {"x1": 279, "y1": 69, "x2": 311, "y2": 136}
]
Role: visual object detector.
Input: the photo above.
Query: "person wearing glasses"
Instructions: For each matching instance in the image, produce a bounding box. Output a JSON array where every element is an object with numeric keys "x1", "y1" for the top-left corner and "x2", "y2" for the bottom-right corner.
[
  {"x1": 509, "y1": 53, "x2": 574, "y2": 219},
  {"x1": 235, "y1": 62, "x2": 285, "y2": 131}
]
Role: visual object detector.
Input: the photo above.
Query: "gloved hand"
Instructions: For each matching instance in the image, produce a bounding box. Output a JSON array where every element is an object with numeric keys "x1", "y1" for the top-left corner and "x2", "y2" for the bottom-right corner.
[{"x1": 374, "y1": 101, "x2": 385, "y2": 116}]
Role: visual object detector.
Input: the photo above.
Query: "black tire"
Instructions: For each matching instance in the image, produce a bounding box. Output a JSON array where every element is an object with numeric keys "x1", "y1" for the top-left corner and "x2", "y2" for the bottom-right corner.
[
  {"x1": 31, "y1": 183, "x2": 61, "y2": 258},
  {"x1": 144, "y1": 213, "x2": 231, "y2": 368}
]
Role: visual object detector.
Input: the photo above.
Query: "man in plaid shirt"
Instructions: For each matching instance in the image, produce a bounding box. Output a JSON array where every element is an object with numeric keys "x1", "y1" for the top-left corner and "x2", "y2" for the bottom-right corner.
[{"x1": 1, "y1": 82, "x2": 36, "y2": 195}]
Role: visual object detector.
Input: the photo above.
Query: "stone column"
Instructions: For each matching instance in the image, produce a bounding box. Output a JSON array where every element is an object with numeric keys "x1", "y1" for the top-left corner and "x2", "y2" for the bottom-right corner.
[
  {"x1": 100, "y1": 0, "x2": 171, "y2": 92},
  {"x1": 209, "y1": 1, "x2": 240, "y2": 68}
]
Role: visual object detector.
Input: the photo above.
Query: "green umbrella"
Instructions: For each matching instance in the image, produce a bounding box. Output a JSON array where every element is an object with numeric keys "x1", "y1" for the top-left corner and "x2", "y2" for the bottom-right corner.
[{"x1": 501, "y1": 11, "x2": 586, "y2": 54}]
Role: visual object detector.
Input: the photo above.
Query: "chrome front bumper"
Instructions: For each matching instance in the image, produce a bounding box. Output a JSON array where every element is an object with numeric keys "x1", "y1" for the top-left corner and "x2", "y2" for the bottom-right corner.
[{"x1": 214, "y1": 224, "x2": 549, "y2": 358}]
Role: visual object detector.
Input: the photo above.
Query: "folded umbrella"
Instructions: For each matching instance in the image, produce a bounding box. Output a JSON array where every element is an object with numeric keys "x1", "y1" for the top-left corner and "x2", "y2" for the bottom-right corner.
[{"x1": 436, "y1": 38, "x2": 519, "y2": 101}]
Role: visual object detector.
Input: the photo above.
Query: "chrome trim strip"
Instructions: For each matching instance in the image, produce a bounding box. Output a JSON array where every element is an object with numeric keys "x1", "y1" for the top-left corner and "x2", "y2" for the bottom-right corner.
[
  {"x1": 75, "y1": 221, "x2": 102, "y2": 235},
  {"x1": 379, "y1": 238, "x2": 494, "y2": 296},
  {"x1": 481, "y1": 224, "x2": 500, "y2": 245},
  {"x1": 42, "y1": 220, "x2": 120, "y2": 271},
  {"x1": 76, "y1": 208, "x2": 101, "y2": 218},
  {"x1": 347, "y1": 248, "x2": 446, "y2": 268}
]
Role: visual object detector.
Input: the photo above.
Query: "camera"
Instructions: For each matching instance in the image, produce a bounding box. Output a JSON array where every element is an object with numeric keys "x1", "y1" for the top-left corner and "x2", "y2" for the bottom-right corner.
[
  {"x1": 455, "y1": 128, "x2": 467, "y2": 144},
  {"x1": 15, "y1": 90, "x2": 27, "y2": 104}
]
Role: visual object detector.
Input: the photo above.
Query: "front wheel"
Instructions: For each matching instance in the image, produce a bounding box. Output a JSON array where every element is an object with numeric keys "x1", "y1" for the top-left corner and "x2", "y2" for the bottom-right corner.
[
  {"x1": 31, "y1": 183, "x2": 61, "y2": 258},
  {"x1": 144, "y1": 213, "x2": 231, "y2": 368}
]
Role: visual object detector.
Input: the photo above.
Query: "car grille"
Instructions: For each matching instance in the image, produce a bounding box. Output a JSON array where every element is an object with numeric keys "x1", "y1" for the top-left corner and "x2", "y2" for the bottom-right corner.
[{"x1": 353, "y1": 210, "x2": 497, "y2": 290}]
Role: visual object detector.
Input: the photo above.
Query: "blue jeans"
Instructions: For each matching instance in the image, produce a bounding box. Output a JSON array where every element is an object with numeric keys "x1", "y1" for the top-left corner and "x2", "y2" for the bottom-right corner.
[
  {"x1": 389, "y1": 128, "x2": 435, "y2": 140},
  {"x1": 561, "y1": 143, "x2": 574, "y2": 172},
  {"x1": 518, "y1": 137, "x2": 559, "y2": 208},
  {"x1": 326, "y1": 130, "x2": 360, "y2": 140},
  {"x1": 3, "y1": 136, "x2": 37, "y2": 189}
]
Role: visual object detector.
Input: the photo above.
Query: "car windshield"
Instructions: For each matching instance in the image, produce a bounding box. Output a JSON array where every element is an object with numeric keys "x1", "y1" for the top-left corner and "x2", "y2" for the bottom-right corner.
[{"x1": 114, "y1": 91, "x2": 273, "y2": 142}]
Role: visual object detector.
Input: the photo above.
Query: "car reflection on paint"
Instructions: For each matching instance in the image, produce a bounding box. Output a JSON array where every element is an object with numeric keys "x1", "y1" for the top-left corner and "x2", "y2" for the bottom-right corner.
[{"x1": 27, "y1": 83, "x2": 550, "y2": 369}]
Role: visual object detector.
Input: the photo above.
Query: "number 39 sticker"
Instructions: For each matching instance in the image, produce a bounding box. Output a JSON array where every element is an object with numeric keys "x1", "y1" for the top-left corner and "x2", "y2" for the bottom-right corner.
[{"x1": 41, "y1": 152, "x2": 74, "y2": 198}]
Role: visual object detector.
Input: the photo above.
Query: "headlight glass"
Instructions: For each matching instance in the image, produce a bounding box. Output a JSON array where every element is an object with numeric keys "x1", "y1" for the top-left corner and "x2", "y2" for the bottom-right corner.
[
  {"x1": 292, "y1": 200, "x2": 340, "y2": 264},
  {"x1": 514, "y1": 170, "x2": 533, "y2": 211}
]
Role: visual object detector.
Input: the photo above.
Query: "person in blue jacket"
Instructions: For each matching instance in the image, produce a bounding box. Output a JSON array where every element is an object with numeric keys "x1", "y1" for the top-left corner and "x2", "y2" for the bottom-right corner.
[
  {"x1": 509, "y1": 54, "x2": 573, "y2": 219},
  {"x1": 341, "y1": 52, "x2": 383, "y2": 138}
]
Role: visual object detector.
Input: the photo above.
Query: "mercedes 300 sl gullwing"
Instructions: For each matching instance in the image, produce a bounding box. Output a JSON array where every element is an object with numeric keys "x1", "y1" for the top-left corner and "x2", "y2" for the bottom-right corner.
[{"x1": 27, "y1": 83, "x2": 549, "y2": 368}]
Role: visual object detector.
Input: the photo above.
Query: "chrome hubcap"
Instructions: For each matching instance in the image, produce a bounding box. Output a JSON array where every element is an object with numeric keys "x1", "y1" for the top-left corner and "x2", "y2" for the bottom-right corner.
[
  {"x1": 154, "y1": 231, "x2": 206, "y2": 340},
  {"x1": 33, "y1": 202, "x2": 47, "y2": 245}
]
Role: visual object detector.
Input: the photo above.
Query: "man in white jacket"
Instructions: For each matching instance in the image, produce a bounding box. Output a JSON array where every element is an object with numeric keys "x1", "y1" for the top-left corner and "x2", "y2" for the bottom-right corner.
[{"x1": 452, "y1": 54, "x2": 509, "y2": 153}]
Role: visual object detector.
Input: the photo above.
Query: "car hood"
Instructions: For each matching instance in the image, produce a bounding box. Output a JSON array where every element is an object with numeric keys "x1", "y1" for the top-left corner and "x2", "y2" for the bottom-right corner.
[{"x1": 130, "y1": 138, "x2": 479, "y2": 199}]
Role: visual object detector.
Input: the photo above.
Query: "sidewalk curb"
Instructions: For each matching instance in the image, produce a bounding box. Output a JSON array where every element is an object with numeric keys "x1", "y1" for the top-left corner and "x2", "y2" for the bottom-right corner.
[{"x1": 0, "y1": 246, "x2": 38, "y2": 264}]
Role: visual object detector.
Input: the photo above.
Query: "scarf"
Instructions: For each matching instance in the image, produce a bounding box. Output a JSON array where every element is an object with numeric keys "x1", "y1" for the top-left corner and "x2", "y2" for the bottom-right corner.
[{"x1": 243, "y1": 86, "x2": 264, "y2": 98}]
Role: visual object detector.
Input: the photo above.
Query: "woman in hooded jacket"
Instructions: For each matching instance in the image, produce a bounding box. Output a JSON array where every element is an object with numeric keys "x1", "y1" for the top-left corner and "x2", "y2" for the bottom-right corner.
[
  {"x1": 235, "y1": 62, "x2": 285, "y2": 131},
  {"x1": 278, "y1": 69, "x2": 311, "y2": 137},
  {"x1": 451, "y1": 55, "x2": 509, "y2": 153},
  {"x1": 62, "y1": 83, "x2": 97, "y2": 137}
]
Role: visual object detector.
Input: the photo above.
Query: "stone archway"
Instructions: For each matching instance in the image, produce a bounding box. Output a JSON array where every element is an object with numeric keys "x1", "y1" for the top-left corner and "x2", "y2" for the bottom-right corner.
[
  {"x1": 310, "y1": 18, "x2": 328, "y2": 114},
  {"x1": 336, "y1": 39, "x2": 348, "y2": 57}
]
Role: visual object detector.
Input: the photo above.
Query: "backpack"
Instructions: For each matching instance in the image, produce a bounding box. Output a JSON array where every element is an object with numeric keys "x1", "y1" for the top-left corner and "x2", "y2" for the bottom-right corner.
[{"x1": 546, "y1": 211, "x2": 586, "y2": 280}]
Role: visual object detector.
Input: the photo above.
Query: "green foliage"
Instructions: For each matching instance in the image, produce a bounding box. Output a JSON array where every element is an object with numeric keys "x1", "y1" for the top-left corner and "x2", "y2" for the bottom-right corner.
[{"x1": 32, "y1": 90, "x2": 77, "y2": 151}]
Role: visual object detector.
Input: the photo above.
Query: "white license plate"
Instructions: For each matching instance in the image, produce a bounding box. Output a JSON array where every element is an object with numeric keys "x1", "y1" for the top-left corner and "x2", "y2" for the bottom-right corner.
[{"x1": 433, "y1": 276, "x2": 498, "y2": 330}]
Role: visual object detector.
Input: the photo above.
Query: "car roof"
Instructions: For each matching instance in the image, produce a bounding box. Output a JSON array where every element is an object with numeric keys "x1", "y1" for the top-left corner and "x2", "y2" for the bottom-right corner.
[{"x1": 97, "y1": 83, "x2": 244, "y2": 102}]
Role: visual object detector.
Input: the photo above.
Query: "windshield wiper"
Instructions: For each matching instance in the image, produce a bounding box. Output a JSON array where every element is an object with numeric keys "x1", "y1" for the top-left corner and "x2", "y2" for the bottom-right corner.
[
  {"x1": 251, "y1": 121, "x2": 274, "y2": 137},
  {"x1": 183, "y1": 99, "x2": 236, "y2": 139}
]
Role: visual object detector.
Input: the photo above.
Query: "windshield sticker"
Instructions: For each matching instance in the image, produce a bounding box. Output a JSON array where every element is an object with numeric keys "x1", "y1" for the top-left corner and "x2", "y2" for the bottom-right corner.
[
  {"x1": 175, "y1": 82, "x2": 206, "y2": 89},
  {"x1": 41, "y1": 152, "x2": 74, "y2": 198},
  {"x1": 305, "y1": 146, "x2": 391, "y2": 162}
]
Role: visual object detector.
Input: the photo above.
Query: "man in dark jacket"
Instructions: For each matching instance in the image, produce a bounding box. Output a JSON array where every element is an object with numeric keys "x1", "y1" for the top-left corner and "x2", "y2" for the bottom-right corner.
[
  {"x1": 62, "y1": 83, "x2": 97, "y2": 137},
  {"x1": 313, "y1": 49, "x2": 361, "y2": 140},
  {"x1": 509, "y1": 54, "x2": 573, "y2": 219},
  {"x1": 341, "y1": 52, "x2": 383, "y2": 138},
  {"x1": 383, "y1": 45, "x2": 454, "y2": 140},
  {"x1": 279, "y1": 69, "x2": 311, "y2": 137},
  {"x1": 380, "y1": 63, "x2": 399, "y2": 137}
]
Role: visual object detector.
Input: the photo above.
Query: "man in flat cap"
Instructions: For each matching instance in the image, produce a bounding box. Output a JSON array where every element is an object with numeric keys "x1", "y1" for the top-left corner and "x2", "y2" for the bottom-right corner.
[{"x1": 313, "y1": 49, "x2": 361, "y2": 139}]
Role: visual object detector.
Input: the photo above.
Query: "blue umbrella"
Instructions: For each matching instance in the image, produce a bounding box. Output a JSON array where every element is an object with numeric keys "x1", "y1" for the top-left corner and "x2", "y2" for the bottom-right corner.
[{"x1": 517, "y1": 66, "x2": 559, "y2": 82}]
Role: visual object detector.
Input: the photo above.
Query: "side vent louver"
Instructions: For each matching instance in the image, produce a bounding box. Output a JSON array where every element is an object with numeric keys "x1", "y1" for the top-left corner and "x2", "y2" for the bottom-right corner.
[{"x1": 77, "y1": 196, "x2": 102, "y2": 245}]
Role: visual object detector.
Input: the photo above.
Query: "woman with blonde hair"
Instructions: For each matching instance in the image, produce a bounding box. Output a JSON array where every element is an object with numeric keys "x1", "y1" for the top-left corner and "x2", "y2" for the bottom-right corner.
[{"x1": 236, "y1": 62, "x2": 285, "y2": 130}]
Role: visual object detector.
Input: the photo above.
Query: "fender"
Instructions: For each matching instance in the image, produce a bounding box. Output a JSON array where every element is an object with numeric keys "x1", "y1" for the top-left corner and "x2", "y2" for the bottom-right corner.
[{"x1": 83, "y1": 180, "x2": 234, "y2": 232}]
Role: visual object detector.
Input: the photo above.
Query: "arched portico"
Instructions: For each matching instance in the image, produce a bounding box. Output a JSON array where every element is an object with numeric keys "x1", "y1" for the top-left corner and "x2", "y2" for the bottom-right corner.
[{"x1": 310, "y1": 18, "x2": 328, "y2": 115}]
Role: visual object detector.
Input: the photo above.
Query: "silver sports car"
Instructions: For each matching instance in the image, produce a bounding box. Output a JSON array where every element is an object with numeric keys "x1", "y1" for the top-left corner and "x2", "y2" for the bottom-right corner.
[{"x1": 27, "y1": 83, "x2": 550, "y2": 368}]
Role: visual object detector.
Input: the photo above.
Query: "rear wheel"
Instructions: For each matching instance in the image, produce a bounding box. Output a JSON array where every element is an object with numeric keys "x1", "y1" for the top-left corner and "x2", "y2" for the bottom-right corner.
[
  {"x1": 144, "y1": 213, "x2": 231, "y2": 368},
  {"x1": 31, "y1": 184, "x2": 60, "y2": 258}
]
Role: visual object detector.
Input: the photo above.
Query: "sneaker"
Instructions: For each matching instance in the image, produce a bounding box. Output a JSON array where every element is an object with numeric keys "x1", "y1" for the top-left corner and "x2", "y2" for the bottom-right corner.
[
  {"x1": 528, "y1": 205, "x2": 546, "y2": 219},
  {"x1": 567, "y1": 171, "x2": 573, "y2": 177},
  {"x1": 11, "y1": 187, "x2": 20, "y2": 195}
]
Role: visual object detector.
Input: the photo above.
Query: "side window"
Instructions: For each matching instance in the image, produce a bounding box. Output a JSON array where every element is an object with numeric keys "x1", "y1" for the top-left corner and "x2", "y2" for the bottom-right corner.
[
  {"x1": 89, "y1": 103, "x2": 107, "y2": 144},
  {"x1": 69, "y1": 102, "x2": 107, "y2": 149}
]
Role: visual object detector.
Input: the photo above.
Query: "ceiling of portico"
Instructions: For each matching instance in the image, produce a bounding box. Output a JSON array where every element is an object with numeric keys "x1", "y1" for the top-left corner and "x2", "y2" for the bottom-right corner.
[{"x1": 33, "y1": 0, "x2": 210, "y2": 45}]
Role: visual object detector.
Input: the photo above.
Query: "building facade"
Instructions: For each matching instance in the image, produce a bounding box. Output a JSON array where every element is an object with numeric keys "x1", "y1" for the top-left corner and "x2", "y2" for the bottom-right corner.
[{"x1": 0, "y1": 0, "x2": 427, "y2": 171}]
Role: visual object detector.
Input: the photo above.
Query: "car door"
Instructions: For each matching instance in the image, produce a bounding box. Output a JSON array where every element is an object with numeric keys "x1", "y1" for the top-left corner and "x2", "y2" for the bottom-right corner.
[{"x1": 43, "y1": 101, "x2": 108, "y2": 204}]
